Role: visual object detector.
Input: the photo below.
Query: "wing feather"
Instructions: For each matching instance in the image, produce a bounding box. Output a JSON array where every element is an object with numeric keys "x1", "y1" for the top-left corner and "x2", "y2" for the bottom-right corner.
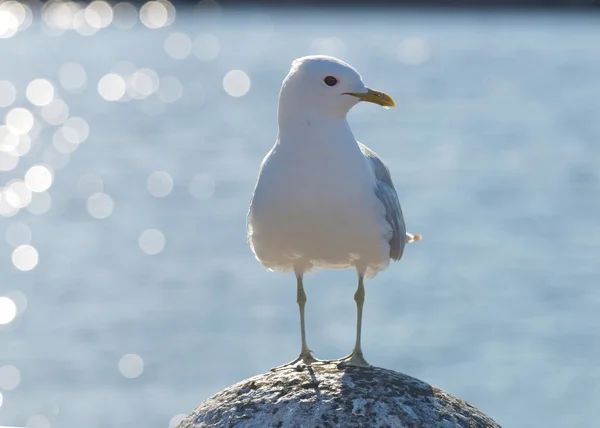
[{"x1": 358, "y1": 142, "x2": 406, "y2": 261}]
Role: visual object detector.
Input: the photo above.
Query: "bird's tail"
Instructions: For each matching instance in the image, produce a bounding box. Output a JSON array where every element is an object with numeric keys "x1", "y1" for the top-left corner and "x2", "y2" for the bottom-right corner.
[{"x1": 405, "y1": 233, "x2": 422, "y2": 243}]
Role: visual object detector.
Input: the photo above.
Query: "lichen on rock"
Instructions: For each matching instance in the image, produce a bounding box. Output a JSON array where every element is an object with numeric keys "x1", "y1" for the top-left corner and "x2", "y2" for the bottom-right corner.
[{"x1": 178, "y1": 362, "x2": 501, "y2": 428}]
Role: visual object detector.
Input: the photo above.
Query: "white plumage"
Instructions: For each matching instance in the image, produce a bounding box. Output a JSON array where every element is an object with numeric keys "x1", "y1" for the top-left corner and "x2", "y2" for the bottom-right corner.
[{"x1": 247, "y1": 55, "x2": 420, "y2": 369}]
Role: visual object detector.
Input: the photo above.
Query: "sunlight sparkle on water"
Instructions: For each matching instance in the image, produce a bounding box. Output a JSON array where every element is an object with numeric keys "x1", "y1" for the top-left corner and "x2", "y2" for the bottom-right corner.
[
  {"x1": 147, "y1": 171, "x2": 173, "y2": 197},
  {"x1": 5, "y1": 181, "x2": 32, "y2": 209},
  {"x1": 118, "y1": 354, "x2": 144, "y2": 379},
  {"x1": 193, "y1": 34, "x2": 220, "y2": 62},
  {"x1": 98, "y1": 73, "x2": 127, "y2": 101},
  {"x1": 86, "y1": 192, "x2": 114, "y2": 219},
  {"x1": 112, "y1": 2, "x2": 137, "y2": 29},
  {"x1": 6, "y1": 108, "x2": 34, "y2": 135},
  {"x1": 139, "y1": 0, "x2": 174, "y2": 29},
  {"x1": 0, "y1": 297, "x2": 17, "y2": 325},
  {"x1": 41, "y1": 98, "x2": 69, "y2": 125},
  {"x1": 77, "y1": 174, "x2": 104, "y2": 197},
  {"x1": 157, "y1": 76, "x2": 182, "y2": 103},
  {"x1": 223, "y1": 70, "x2": 251, "y2": 98},
  {"x1": 11, "y1": 244, "x2": 39, "y2": 271},
  {"x1": 26, "y1": 415, "x2": 50, "y2": 428},
  {"x1": 169, "y1": 414, "x2": 186, "y2": 428},
  {"x1": 0, "y1": 365, "x2": 21, "y2": 390},
  {"x1": 398, "y1": 37, "x2": 431, "y2": 66},
  {"x1": 59, "y1": 62, "x2": 87, "y2": 93},
  {"x1": 139, "y1": 228, "x2": 166, "y2": 255},
  {"x1": 43, "y1": 146, "x2": 71, "y2": 170},
  {"x1": 26, "y1": 79, "x2": 55, "y2": 107},
  {"x1": 25, "y1": 165, "x2": 53, "y2": 193},
  {"x1": 5, "y1": 290, "x2": 27, "y2": 315},
  {"x1": 309, "y1": 37, "x2": 347, "y2": 58},
  {"x1": 84, "y1": 1, "x2": 113, "y2": 29},
  {"x1": 165, "y1": 32, "x2": 192, "y2": 59},
  {"x1": 0, "y1": 81, "x2": 16, "y2": 107},
  {"x1": 5, "y1": 222, "x2": 32, "y2": 247},
  {"x1": 27, "y1": 191, "x2": 51, "y2": 215},
  {"x1": 62, "y1": 117, "x2": 90, "y2": 144},
  {"x1": 129, "y1": 68, "x2": 159, "y2": 99},
  {"x1": 188, "y1": 173, "x2": 215, "y2": 201}
]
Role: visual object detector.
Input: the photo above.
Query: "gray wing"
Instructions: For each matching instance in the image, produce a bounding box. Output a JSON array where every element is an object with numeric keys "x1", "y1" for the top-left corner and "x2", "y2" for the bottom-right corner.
[{"x1": 358, "y1": 142, "x2": 407, "y2": 261}]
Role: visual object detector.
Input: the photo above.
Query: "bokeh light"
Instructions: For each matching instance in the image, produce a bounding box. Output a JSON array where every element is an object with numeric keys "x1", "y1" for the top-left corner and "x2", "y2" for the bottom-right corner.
[
  {"x1": 0, "y1": 151, "x2": 18, "y2": 171},
  {"x1": 25, "y1": 165, "x2": 53, "y2": 192},
  {"x1": 27, "y1": 414, "x2": 51, "y2": 428},
  {"x1": 0, "y1": 125, "x2": 17, "y2": 149},
  {"x1": 62, "y1": 116, "x2": 90, "y2": 144},
  {"x1": 5, "y1": 221, "x2": 32, "y2": 247},
  {"x1": 192, "y1": 34, "x2": 219, "y2": 61},
  {"x1": 43, "y1": 1, "x2": 79, "y2": 31},
  {"x1": 128, "y1": 68, "x2": 159, "y2": 99},
  {"x1": 43, "y1": 146, "x2": 71, "y2": 170},
  {"x1": 6, "y1": 108, "x2": 34, "y2": 135},
  {"x1": 223, "y1": 70, "x2": 251, "y2": 98},
  {"x1": 84, "y1": 1, "x2": 113, "y2": 29},
  {"x1": 26, "y1": 79, "x2": 55, "y2": 106},
  {"x1": 12, "y1": 244, "x2": 39, "y2": 271},
  {"x1": 0, "y1": 80, "x2": 16, "y2": 107},
  {"x1": 0, "y1": 365, "x2": 21, "y2": 390},
  {"x1": 5, "y1": 290, "x2": 27, "y2": 315},
  {"x1": 27, "y1": 191, "x2": 51, "y2": 215},
  {"x1": 4, "y1": 180, "x2": 32, "y2": 209},
  {"x1": 10, "y1": 134, "x2": 31, "y2": 158},
  {"x1": 86, "y1": 192, "x2": 114, "y2": 219},
  {"x1": 5, "y1": 0, "x2": 33, "y2": 32},
  {"x1": 0, "y1": 195, "x2": 19, "y2": 217},
  {"x1": 398, "y1": 37, "x2": 431, "y2": 65},
  {"x1": 164, "y1": 32, "x2": 192, "y2": 59},
  {"x1": 188, "y1": 173, "x2": 215, "y2": 200},
  {"x1": 77, "y1": 173, "x2": 104, "y2": 197},
  {"x1": 41, "y1": 98, "x2": 70, "y2": 125},
  {"x1": 118, "y1": 354, "x2": 144, "y2": 378},
  {"x1": 53, "y1": 128, "x2": 78, "y2": 154},
  {"x1": 309, "y1": 36, "x2": 347, "y2": 58},
  {"x1": 157, "y1": 76, "x2": 182, "y2": 103},
  {"x1": 0, "y1": 297, "x2": 17, "y2": 325},
  {"x1": 98, "y1": 73, "x2": 127, "y2": 101},
  {"x1": 139, "y1": 228, "x2": 165, "y2": 255},
  {"x1": 59, "y1": 62, "x2": 87, "y2": 93},
  {"x1": 169, "y1": 414, "x2": 186, "y2": 428},
  {"x1": 139, "y1": 0, "x2": 174, "y2": 29},
  {"x1": 0, "y1": 8, "x2": 19, "y2": 39},
  {"x1": 112, "y1": 2, "x2": 137, "y2": 29},
  {"x1": 147, "y1": 171, "x2": 173, "y2": 197}
]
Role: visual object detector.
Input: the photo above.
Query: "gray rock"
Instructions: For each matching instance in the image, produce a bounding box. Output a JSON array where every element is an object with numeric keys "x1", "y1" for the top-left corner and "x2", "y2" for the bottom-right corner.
[{"x1": 177, "y1": 362, "x2": 501, "y2": 428}]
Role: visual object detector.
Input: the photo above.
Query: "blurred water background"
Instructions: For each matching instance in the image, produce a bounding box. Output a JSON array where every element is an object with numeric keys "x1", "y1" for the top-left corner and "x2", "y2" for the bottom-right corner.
[{"x1": 1, "y1": 2, "x2": 600, "y2": 427}]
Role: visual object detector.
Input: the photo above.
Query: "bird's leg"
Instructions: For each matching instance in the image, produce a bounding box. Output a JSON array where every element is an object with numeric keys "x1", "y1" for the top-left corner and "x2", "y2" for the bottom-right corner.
[
  {"x1": 337, "y1": 274, "x2": 371, "y2": 368},
  {"x1": 271, "y1": 275, "x2": 320, "y2": 371}
]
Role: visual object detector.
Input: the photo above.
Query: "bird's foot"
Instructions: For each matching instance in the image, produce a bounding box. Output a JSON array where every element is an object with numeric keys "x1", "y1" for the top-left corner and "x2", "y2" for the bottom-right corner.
[
  {"x1": 336, "y1": 351, "x2": 372, "y2": 369},
  {"x1": 271, "y1": 351, "x2": 322, "y2": 372}
]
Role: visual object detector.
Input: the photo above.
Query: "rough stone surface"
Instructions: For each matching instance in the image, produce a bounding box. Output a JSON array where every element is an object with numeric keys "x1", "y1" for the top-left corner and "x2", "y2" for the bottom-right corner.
[{"x1": 177, "y1": 362, "x2": 501, "y2": 428}]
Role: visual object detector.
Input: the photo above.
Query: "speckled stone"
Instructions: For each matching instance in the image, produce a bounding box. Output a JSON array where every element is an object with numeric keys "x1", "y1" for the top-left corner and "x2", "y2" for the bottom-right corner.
[{"x1": 177, "y1": 362, "x2": 501, "y2": 428}]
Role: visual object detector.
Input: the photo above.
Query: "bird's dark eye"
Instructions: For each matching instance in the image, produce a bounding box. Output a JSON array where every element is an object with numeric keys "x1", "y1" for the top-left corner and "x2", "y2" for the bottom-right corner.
[{"x1": 324, "y1": 76, "x2": 338, "y2": 87}]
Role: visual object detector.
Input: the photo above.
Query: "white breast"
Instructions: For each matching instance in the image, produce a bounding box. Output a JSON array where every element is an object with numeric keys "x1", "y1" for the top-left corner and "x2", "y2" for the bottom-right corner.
[{"x1": 247, "y1": 122, "x2": 393, "y2": 278}]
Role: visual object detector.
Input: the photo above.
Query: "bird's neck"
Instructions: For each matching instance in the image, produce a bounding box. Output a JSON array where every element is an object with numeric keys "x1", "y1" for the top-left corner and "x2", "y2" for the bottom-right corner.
[{"x1": 277, "y1": 110, "x2": 355, "y2": 149}]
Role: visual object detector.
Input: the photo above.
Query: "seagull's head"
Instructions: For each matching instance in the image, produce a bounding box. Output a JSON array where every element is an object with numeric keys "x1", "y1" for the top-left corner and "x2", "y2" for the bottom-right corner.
[{"x1": 278, "y1": 55, "x2": 395, "y2": 120}]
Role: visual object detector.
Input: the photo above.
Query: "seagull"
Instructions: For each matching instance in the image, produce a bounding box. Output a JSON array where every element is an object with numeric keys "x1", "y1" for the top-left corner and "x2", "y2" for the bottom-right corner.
[{"x1": 246, "y1": 55, "x2": 421, "y2": 369}]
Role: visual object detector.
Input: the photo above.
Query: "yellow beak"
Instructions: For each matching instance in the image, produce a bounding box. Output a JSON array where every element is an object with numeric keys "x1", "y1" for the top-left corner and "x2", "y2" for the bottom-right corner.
[{"x1": 345, "y1": 88, "x2": 396, "y2": 108}]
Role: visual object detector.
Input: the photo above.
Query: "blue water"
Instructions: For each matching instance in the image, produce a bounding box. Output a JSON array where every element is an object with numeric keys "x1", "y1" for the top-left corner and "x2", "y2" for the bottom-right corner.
[{"x1": 1, "y1": 8, "x2": 600, "y2": 428}]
